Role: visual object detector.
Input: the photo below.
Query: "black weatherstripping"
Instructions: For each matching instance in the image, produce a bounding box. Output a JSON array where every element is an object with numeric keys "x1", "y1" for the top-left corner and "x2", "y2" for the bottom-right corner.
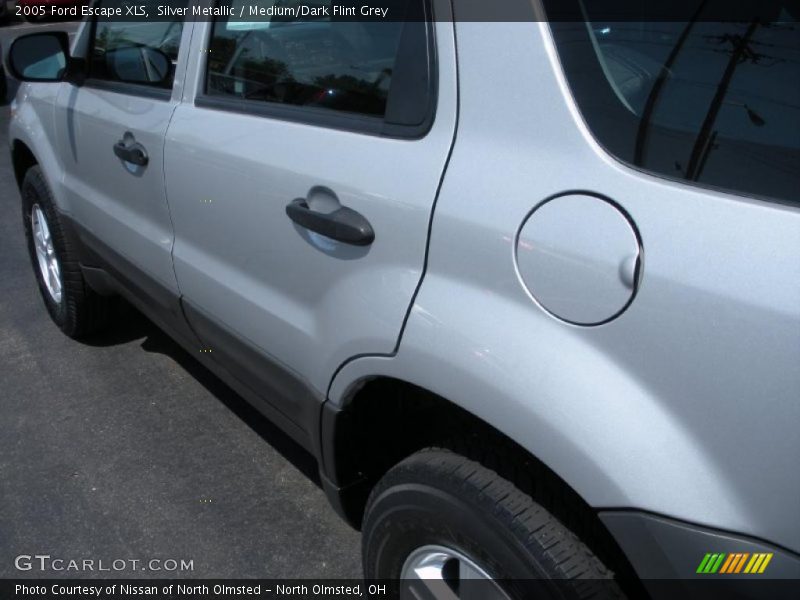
[
  {"x1": 82, "y1": 78, "x2": 172, "y2": 101},
  {"x1": 286, "y1": 199, "x2": 375, "y2": 246},
  {"x1": 382, "y1": 0, "x2": 437, "y2": 134}
]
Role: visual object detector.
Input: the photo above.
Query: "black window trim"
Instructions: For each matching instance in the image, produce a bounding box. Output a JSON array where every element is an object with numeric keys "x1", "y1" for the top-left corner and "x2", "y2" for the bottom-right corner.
[
  {"x1": 82, "y1": 77, "x2": 174, "y2": 101},
  {"x1": 195, "y1": 0, "x2": 439, "y2": 140},
  {"x1": 82, "y1": 5, "x2": 183, "y2": 102}
]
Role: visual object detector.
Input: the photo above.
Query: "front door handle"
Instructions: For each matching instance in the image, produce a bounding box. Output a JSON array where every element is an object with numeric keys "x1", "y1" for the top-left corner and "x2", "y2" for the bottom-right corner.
[
  {"x1": 286, "y1": 198, "x2": 374, "y2": 246},
  {"x1": 113, "y1": 136, "x2": 148, "y2": 167}
]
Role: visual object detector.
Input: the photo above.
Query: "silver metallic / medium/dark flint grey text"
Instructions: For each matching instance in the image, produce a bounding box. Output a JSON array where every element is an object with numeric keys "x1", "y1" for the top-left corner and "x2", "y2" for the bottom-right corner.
[{"x1": 246, "y1": 4, "x2": 390, "y2": 18}]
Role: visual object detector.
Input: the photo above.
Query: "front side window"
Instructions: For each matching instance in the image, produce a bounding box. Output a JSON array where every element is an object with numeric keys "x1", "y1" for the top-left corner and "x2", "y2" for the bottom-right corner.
[
  {"x1": 206, "y1": 0, "x2": 429, "y2": 121},
  {"x1": 90, "y1": 1, "x2": 185, "y2": 89},
  {"x1": 546, "y1": 0, "x2": 800, "y2": 205}
]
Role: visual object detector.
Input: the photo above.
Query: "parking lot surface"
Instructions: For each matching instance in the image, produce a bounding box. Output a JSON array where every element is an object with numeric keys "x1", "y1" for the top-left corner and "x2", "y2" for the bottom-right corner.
[{"x1": 0, "y1": 18, "x2": 362, "y2": 580}]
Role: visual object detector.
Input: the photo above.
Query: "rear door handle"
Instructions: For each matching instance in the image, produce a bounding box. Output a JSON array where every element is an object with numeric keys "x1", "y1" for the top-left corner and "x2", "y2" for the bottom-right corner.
[
  {"x1": 113, "y1": 137, "x2": 148, "y2": 167},
  {"x1": 286, "y1": 198, "x2": 374, "y2": 246}
]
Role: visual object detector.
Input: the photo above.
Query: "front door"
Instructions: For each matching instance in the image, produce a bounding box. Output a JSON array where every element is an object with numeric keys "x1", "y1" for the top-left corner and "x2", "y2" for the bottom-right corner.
[{"x1": 55, "y1": 5, "x2": 189, "y2": 327}]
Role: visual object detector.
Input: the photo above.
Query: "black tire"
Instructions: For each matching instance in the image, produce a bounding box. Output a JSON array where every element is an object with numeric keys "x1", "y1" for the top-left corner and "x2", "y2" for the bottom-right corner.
[
  {"x1": 363, "y1": 448, "x2": 624, "y2": 600},
  {"x1": 22, "y1": 166, "x2": 110, "y2": 338}
]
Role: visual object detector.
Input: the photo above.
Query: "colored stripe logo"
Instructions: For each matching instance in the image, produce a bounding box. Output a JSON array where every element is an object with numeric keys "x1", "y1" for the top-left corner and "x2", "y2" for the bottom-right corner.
[{"x1": 697, "y1": 553, "x2": 773, "y2": 574}]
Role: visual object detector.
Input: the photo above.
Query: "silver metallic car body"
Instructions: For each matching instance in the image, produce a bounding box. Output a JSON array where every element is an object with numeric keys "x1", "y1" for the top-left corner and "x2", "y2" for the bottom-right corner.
[
  {"x1": 8, "y1": 0, "x2": 800, "y2": 580},
  {"x1": 330, "y1": 21, "x2": 800, "y2": 554}
]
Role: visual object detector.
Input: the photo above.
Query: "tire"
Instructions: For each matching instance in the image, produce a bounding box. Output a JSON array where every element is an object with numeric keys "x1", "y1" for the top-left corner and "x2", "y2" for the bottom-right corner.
[
  {"x1": 362, "y1": 448, "x2": 624, "y2": 600},
  {"x1": 22, "y1": 166, "x2": 110, "y2": 338}
]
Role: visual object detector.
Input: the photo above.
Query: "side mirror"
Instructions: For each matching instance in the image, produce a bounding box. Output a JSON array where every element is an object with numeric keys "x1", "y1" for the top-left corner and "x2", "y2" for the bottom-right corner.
[
  {"x1": 105, "y1": 46, "x2": 172, "y2": 87},
  {"x1": 8, "y1": 32, "x2": 70, "y2": 82}
]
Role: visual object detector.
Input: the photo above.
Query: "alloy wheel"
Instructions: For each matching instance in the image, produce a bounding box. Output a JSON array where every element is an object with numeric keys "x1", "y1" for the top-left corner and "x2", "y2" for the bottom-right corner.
[
  {"x1": 400, "y1": 544, "x2": 511, "y2": 600},
  {"x1": 31, "y1": 204, "x2": 62, "y2": 304}
]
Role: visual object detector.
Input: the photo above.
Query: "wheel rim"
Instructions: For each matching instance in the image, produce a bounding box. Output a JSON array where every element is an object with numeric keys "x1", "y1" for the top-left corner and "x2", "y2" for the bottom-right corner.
[
  {"x1": 400, "y1": 545, "x2": 512, "y2": 600},
  {"x1": 31, "y1": 204, "x2": 62, "y2": 304}
]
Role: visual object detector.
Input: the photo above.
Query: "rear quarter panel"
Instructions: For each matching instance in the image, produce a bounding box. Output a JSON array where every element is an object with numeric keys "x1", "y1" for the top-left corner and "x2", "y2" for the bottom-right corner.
[{"x1": 329, "y1": 21, "x2": 800, "y2": 554}]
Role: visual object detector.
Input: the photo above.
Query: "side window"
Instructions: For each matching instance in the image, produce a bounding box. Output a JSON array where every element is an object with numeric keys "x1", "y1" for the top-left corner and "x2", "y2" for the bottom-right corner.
[
  {"x1": 90, "y1": 1, "x2": 185, "y2": 89},
  {"x1": 546, "y1": 0, "x2": 800, "y2": 205},
  {"x1": 205, "y1": 0, "x2": 432, "y2": 124}
]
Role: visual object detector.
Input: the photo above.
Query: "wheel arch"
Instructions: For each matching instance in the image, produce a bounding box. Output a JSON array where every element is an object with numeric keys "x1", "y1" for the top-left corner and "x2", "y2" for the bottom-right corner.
[
  {"x1": 9, "y1": 84, "x2": 70, "y2": 213},
  {"x1": 322, "y1": 285, "x2": 753, "y2": 534},
  {"x1": 320, "y1": 374, "x2": 643, "y2": 591},
  {"x1": 10, "y1": 132, "x2": 65, "y2": 213},
  {"x1": 11, "y1": 139, "x2": 38, "y2": 188}
]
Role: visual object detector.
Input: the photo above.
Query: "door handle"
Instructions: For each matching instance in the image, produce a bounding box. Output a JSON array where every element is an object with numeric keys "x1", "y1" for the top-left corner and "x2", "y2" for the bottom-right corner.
[
  {"x1": 113, "y1": 138, "x2": 148, "y2": 167},
  {"x1": 286, "y1": 198, "x2": 374, "y2": 246}
]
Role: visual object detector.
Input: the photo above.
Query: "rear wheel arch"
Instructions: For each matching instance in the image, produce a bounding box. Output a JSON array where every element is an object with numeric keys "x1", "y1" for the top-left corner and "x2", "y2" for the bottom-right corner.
[{"x1": 322, "y1": 376, "x2": 644, "y2": 594}]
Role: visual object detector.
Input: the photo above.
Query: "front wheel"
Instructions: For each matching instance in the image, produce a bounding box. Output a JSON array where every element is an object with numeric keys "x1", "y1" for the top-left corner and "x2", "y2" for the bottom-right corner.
[
  {"x1": 22, "y1": 166, "x2": 111, "y2": 338},
  {"x1": 362, "y1": 448, "x2": 624, "y2": 600}
]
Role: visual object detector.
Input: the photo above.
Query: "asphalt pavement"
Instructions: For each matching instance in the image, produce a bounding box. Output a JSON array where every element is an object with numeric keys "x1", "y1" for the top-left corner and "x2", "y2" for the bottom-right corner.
[{"x1": 0, "y1": 19, "x2": 362, "y2": 579}]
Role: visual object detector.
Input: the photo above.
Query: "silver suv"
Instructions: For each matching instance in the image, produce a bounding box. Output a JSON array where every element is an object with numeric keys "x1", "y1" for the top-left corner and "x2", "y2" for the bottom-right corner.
[{"x1": 6, "y1": 0, "x2": 800, "y2": 597}]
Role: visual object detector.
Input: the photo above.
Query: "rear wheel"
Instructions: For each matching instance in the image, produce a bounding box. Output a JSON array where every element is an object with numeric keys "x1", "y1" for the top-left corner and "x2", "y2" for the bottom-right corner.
[
  {"x1": 362, "y1": 448, "x2": 624, "y2": 600},
  {"x1": 22, "y1": 166, "x2": 111, "y2": 338}
]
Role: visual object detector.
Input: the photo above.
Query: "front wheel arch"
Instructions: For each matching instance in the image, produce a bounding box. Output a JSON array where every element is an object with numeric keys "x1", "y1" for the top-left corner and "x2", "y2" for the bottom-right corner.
[{"x1": 12, "y1": 140, "x2": 39, "y2": 189}]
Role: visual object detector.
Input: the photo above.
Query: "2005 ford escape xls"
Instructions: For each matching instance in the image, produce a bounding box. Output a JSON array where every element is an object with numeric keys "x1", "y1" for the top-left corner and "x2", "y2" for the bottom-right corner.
[{"x1": 6, "y1": 0, "x2": 800, "y2": 597}]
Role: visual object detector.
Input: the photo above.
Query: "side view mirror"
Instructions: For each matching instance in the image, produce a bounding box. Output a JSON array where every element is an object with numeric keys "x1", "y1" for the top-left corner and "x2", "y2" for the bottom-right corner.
[
  {"x1": 7, "y1": 32, "x2": 71, "y2": 82},
  {"x1": 105, "y1": 46, "x2": 172, "y2": 87}
]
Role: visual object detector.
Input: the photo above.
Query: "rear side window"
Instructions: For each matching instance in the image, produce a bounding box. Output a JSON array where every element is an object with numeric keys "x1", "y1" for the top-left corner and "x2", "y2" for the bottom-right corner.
[
  {"x1": 204, "y1": 0, "x2": 433, "y2": 129},
  {"x1": 546, "y1": 0, "x2": 800, "y2": 205},
  {"x1": 90, "y1": 1, "x2": 185, "y2": 89}
]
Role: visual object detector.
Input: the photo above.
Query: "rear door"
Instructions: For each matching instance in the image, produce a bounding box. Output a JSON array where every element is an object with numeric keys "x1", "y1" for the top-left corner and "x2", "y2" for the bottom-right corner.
[
  {"x1": 54, "y1": 3, "x2": 190, "y2": 328},
  {"x1": 164, "y1": 0, "x2": 456, "y2": 440}
]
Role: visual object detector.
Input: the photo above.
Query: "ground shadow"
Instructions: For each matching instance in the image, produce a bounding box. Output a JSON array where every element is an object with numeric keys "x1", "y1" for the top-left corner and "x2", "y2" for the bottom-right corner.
[{"x1": 82, "y1": 300, "x2": 322, "y2": 487}]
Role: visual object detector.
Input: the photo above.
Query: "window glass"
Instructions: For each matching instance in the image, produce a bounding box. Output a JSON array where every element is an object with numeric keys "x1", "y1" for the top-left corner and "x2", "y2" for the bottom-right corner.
[
  {"x1": 546, "y1": 0, "x2": 800, "y2": 205},
  {"x1": 90, "y1": 1, "x2": 185, "y2": 88},
  {"x1": 206, "y1": 0, "x2": 418, "y2": 118}
]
